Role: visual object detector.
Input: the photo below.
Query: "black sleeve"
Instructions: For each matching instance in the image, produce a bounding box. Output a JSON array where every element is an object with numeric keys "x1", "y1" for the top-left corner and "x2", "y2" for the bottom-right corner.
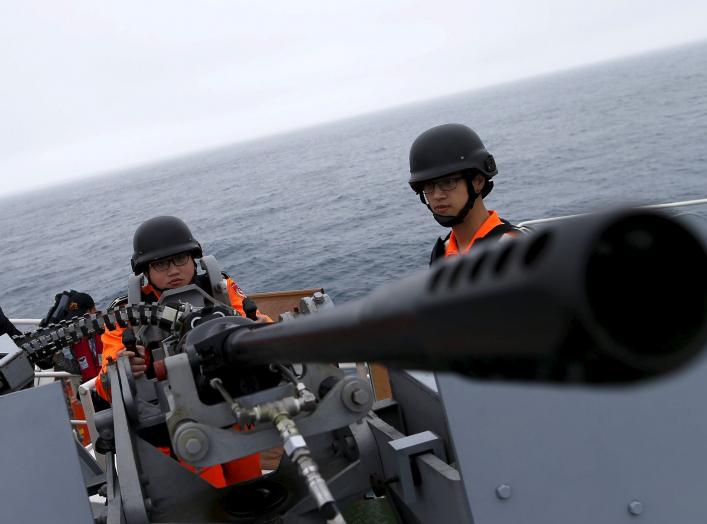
[{"x1": 0, "y1": 306, "x2": 21, "y2": 338}]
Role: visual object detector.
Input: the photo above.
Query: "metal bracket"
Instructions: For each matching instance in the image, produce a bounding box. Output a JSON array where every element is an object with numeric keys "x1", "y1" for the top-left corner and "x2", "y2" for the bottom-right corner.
[
  {"x1": 109, "y1": 364, "x2": 150, "y2": 523},
  {"x1": 0, "y1": 335, "x2": 35, "y2": 392},
  {"x1": 367, "y1": 414, "x2": 472, "y2": 522},
  {"x1": 388, "y1": 431, "x2": 446, "y2": 504},
  {"x1": 164, "y1": 353, "x2": 374, "y2": 467},
  {"x1": 127, "y1": 274, "x2": 143, "y2": 306},
  {"x1": 298, "y1": 291, "x2": 334, "y2": 314},
  {"x1": 198, "y1": 255, "x2": 231, "y2": 307}
]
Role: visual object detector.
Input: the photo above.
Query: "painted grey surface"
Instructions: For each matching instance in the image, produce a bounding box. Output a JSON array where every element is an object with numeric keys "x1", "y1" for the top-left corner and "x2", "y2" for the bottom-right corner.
[
  {"x1": 0, "y1": 333, "x2": 20, "y2": 356},
  {"x1": 436, "y1": 350, "x2": 707, "y2": 523},
  {"x1": 0, "y1": 382, "x2": 94, "y2": 524},
  {"x1": 404, "y1": 370, "x2": 438, "y2": 392}
]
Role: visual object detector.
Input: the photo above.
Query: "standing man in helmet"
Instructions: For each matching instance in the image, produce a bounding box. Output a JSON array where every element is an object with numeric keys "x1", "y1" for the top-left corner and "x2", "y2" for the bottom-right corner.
[
  {"x1": 95, "y1": 216, "x2": 269, "y2": 486},
  {"x1": 408, "y1": 124, "x2": 525, "y2": 265}
]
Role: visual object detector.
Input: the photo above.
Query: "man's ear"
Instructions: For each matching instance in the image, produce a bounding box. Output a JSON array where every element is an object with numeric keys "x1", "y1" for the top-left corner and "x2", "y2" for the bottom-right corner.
[{"x1": 472, "y1": 173, "x2": 486, "y2": 194}]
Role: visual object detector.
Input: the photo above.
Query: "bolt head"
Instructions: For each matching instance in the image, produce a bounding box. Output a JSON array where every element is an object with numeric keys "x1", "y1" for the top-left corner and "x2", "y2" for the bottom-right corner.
[
  {"x1": 185, "y1": 438, "x2": 202, "y2": 455},
  {"x1": 176, "y1": 427, "x2": 209, "y2": 461},
  {"x1": 496, "y1": 484, "x2": 512, "y2": 500},
  {"x1": 628, "y1": 500, "x2": 643, "y2": 516},
  {"x1": 351, "y1": 388, "x2": 371, "y2": 406}
]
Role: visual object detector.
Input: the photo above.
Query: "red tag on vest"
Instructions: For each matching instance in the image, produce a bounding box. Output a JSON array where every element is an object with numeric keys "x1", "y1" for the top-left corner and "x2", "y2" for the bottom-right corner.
[{"x1": 231, "y1": 281, "x2": 246, "y2": 298}]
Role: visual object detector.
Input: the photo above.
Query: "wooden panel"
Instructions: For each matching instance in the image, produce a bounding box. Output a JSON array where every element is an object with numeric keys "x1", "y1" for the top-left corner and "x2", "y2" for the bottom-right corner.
[
  {"x1": 249, "y1": 288, "x2": 324, "y2": 320},
  {"x1": 369, "y1": 363, "x2": 392, "y2": 400}
]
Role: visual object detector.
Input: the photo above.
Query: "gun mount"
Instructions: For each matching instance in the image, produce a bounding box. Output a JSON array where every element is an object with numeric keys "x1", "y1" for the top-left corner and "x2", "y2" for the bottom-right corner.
[{"x1": 1, "y1": 208, "x2": 706, "y2": 524}]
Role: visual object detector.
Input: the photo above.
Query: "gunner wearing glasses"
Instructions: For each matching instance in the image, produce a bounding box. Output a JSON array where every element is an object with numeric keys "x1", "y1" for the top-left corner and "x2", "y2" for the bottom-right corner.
[
  {"x1": 96, "y1": 215, "x2": 269, "y2": 402},
  {"x1": 95, "y1": 216, "x2": 267, "y2": 485},
  {"x1": 408, "y1": 123, "x2": 524, "y2": 265}
]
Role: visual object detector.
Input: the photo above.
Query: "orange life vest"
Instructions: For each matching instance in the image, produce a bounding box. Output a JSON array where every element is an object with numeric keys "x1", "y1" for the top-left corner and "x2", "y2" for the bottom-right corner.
[
  {"x1": 430, "y1": 210, "x2": 523, "y2": 265},
  {"x1": 95, "y1": 275, "x2": 267, "y2": 487}
]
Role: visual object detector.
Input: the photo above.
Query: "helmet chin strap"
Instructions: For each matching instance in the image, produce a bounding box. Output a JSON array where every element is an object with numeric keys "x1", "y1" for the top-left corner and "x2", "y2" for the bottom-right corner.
[{"x1": 422, "y1": 187, "x2": 480, "y2": 228}]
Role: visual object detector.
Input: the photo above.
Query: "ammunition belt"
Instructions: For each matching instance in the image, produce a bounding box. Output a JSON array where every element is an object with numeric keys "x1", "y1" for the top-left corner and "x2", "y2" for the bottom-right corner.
[{"x1": 11, "y1": 303, "x2": 176, "y2": 366}]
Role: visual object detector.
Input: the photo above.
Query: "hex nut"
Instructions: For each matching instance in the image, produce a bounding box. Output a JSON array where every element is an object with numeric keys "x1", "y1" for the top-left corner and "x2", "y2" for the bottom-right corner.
[
  {"x1": 352, "y1": 388, "x2": 371, "y2": 406},
  {"x1": 284, "y1": 435, "x2": 307, "y2": 457},
  {"x1": 340, "y1": 379, "x2": 372, "y2": 412}
]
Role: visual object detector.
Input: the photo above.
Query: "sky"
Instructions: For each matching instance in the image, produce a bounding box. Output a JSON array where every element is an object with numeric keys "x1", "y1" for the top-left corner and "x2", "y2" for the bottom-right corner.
[{"x1": 1, "y1": 1, "x2": 706, "y2": 197}]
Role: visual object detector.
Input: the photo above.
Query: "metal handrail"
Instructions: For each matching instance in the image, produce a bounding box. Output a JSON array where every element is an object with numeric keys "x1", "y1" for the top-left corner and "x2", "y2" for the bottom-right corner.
[
  {"x1": 8, "y1": 318, "x2": 41, "y2": 324},
  {"x1": 9, "y1": 319, "x2": 41, "y2": 333},
  {"x1": 35, "y1": 371, "x2": 79, "y2": 378},
  {"x1": 518, "y1": 197, "x2": 707, "y2": 227},
  {"x1": 78, "y1": 377, "x2": 105, "y2": 471}
]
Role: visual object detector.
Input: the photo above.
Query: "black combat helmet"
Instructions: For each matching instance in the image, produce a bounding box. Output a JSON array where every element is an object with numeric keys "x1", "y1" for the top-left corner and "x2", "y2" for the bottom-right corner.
[
  {"x1": 131, "y1": 216, "x2": 203, "y2": 275},
  {"x1": 409, "y1": 123, "x2": 497, "y2": 198},
  {"x1": 409, "y1": 124, "x2": 497, "y2": 227}
]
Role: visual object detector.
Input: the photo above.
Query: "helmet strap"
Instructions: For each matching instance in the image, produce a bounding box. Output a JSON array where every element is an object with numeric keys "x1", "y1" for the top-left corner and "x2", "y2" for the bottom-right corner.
[{"x1": 421, "y1": 173, "x2": 480, "y2": 227}]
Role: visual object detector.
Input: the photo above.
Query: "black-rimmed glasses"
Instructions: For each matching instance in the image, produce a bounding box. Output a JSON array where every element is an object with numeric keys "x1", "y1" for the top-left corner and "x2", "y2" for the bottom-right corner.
[
  {"x1": 149, "y1": 253, "x2": 191, "y2": 272},
  {"x1": 421, "y1": 176, "x2": 463, "y2": 195}
]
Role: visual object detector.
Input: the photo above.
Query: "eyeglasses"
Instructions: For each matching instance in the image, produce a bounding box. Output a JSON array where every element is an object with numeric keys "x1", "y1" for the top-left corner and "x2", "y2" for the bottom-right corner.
[
  {"x1": 421, "y1": 176, "x2": 463, "y2": 195},
  {"x1": 149, "y1": 253, "x2": 191, "y2": 272}
]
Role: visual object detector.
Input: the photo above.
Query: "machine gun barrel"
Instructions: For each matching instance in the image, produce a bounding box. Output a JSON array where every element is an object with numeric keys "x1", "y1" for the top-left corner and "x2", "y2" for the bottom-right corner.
[{"x1": 194, "y1": 209, "x2": 707, "y2": 383}]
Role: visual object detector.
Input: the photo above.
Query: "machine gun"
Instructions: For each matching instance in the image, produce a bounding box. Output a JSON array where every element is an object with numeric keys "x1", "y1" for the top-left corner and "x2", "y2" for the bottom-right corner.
[{"x1": 1, "y1": 208, "x2": 706, "y2": 524}]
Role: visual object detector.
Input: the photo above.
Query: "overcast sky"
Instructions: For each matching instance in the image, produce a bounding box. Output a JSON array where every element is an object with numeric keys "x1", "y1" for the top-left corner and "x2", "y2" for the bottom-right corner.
[{"x1": 1, "y1": 1, "x2": 705, "y2": 197}]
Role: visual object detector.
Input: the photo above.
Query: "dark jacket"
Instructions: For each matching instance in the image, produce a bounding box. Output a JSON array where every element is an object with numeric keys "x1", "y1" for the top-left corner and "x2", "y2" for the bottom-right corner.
[{"x1": 0, "y1": 306, "x2": 20, "y2": 338}]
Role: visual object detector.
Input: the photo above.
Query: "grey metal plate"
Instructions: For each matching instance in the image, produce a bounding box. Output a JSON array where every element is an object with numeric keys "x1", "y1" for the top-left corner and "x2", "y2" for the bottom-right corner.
[
  {"x1": 0, "y1": 333, "x2": 20, "y2": 356},
  {"x1": 436, "y1": 349, "x2": 707, "y2": 523},
  {"x1": 0, "y1": 382, "x2": 94, "y2": 524}
]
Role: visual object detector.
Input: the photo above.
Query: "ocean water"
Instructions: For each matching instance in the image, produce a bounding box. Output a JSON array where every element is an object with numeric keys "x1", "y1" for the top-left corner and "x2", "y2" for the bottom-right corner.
[{"x1": 1, "y1": 41, "x2": 706, "y2": 318}]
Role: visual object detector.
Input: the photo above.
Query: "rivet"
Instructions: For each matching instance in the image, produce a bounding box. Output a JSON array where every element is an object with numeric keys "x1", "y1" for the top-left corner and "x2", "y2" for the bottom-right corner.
[
  {"x1": 496, "y1": 484, "x2": 512, "y2": 500},
  {"x1": 628, "y1": 500, "x2": 643, "y2": 516}
]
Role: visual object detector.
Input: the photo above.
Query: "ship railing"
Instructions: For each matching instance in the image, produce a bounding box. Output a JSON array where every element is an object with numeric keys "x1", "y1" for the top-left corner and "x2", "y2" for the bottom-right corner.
[
  {"x1": 10, "y1": 319, "x2": 41, "y2": 333},
  {"x1": 76, "y1": 377, "x2": 106, "y2": 470},
  {"x1": 517, "y1": 197, "x2": 707, "y2": 227}
]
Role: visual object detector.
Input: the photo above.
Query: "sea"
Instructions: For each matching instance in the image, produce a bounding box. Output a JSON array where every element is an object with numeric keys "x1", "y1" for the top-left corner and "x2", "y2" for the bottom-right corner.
[{"x1": 1, "y1": 41, "x2": 706, "y2": 319}]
